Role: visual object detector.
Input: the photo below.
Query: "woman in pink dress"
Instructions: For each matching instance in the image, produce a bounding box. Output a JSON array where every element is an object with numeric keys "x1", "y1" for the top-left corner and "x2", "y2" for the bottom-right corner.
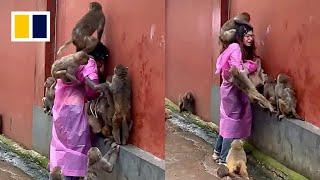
[
  {"x1": 212, "y1": 23, "x2": 260, "y2": 165},
  {"x1": 49, "y1": 42, "x2": 109, "y2": 179}
]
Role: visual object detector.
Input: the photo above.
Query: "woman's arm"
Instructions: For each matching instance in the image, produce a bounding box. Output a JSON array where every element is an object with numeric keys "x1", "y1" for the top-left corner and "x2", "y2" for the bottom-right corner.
[{"x1": 81, "y1": 58, "x2": 100, "y2": 100}]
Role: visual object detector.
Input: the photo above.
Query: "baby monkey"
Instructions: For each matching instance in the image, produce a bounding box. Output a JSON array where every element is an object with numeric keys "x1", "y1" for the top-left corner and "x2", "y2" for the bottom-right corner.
[
  {"x1": 178, "y1": 92, "x2": 195, "y2": 114},
  {"x1": 42, "y1": 76, "x2": 56, "y2": 115},
  {"x1": 86, "y1": 143, "x2": 120, "y2": 180},
  {"x1": 51, "y1": 51, "x2": 89, "y2": 84},
  {"x1": 50, "y1": 166, "x2": 63, "y2": 180}
]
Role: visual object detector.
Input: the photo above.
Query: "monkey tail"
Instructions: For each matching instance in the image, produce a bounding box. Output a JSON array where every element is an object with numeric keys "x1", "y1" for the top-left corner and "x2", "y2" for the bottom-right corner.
[{"x1": 56, "y1": 39, "x2": 73, "y2": 56}]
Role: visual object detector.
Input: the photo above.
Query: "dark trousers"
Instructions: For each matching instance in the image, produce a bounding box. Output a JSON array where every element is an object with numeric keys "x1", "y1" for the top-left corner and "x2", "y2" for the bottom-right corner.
[
  {"x1": 214, "y1": 135, "x2": 234, "y2": 163},
  {"x1": 64, "y1": 176, "x2": 81, "y2": 180}
]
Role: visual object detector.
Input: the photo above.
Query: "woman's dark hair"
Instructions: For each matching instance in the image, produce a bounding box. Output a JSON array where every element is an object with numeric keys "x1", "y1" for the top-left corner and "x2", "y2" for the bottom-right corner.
[
  {"x1": 235, "y1": 24, "x2": 257, "y2": 60},
  {"x1": 88, "y1": 42, "x2": 109, "y2": 61}
]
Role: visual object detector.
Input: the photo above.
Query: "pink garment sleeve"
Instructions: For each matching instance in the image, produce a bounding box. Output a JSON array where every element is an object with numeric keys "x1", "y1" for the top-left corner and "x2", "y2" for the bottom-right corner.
[
  {"x1": 79, "y1": 58, "x2": 99, "y2": 100},
  {"x1": 229, "y1": 47, "x2": 244, "y2": 71}
]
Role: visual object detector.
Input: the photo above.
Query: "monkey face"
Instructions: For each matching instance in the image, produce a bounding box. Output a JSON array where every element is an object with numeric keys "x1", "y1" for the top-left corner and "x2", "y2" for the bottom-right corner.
[
  {"x1": 88, "y1": 147, "x2": 102, "y2": 165},
  {"x1": 114, "y1": 64, "x2": 128, "y2": 76},
  {"x1": 89, "y1": 2, "x2": 102, "y2": 10},
  {"x1": 231, "y1": 140, "x2": 243, "y2": 149},
  {"x1": 277, "y1": 74, "x2": 290, "y2": 83}
]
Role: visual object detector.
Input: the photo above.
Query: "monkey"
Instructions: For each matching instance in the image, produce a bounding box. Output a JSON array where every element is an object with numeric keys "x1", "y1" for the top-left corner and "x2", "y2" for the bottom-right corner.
[
  {"x1": 50, "y1": 166, "x2": 63, "y2": 180},
  {"x1": 278, "y1": 88, "x2": 304, "y2": 121},
  {"x1": 274, "y1": 73, "x2": 298, "y2": 120},
  {"x1": 220, "y1": 12, "x2": 251, "y2": 45},
  {"x1": 229, "y1": 66, "x2": 275, "y2": 113},
  {"x1": 263, "y1": 76, "x2": 277, "y2": 107},
  {"x1": 57, "y1": 2, "x2": 105, "y2": 55},
  {"x1": 85, "y1": 77, "x2": 115, "y2": 143},
  {"x1": 247, "y1": 58, "x2": 267, "y2": 93},
  {"x1": 86, "y1": 144, "x2": 120, "y2": 180},
  {"x1": 178, "y1": 92, "x2": 196, "y2": 114},
  {"x1": 42, "y1": 77, "x2": 56, "y2": 116},
  {"x1": 51, "y1": 51, "x2": 89, "y2": 84},
  {"x1": 226, "y1": 140, "x2": 249, "y2": 179},
  {"x1": 217, "y1": 165, "x2": 245, "y2": 179},
  {"x1": 108, "y1": 64, "x2": 132, "y2": 145},
  {"x1": 86, "y1": 101, "x2": 103, "y2": 134}
]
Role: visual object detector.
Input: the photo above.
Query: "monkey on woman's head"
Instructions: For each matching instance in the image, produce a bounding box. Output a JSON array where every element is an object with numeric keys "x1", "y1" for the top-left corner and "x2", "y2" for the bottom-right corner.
[
  {"x1": 220, "y1": 12, "x2": 251, "y2": 45},
  {"x1": 57, "y1": 2, "x2": 105, "y2": 55}
]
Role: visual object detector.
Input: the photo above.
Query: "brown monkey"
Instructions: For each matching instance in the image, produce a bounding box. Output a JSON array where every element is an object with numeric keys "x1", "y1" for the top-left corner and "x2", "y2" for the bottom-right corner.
[
  {"x1": 42, "y1": 76, "x2": 56, "y2": 115},
  {"x1": 263, "y1": 76, "x2": 277, "y2": 107},
  {"x1": 278, "y1": 88, "x2": 303, "y2": 121},
  {"x1": 229, "y1": 66, "x2": 274, "y2": 113},
  {"x1": 85, "y1": 77, "x2": 115, "y2": 143},
  {"x1": 50, "y1": 166, "x2": 63, "y2": 180},
  {"x1": 274, "y1": 73, "x2": 295, "y2": 119},
  {"x1": 108, "y1": 64, "x2": 132, "y2": 145},
  {"x1": 217, "y1": 165, "x2": 244, "y2": 179},
  {"x1": 220, "y1": 12, "x2": 251, "y2": 45},
  {"x1": 226, "y1": 140, "x2": 249, "y2": 179},
  {"x1": 57, "y1": 2, "x2": 105, "y2": 55},
  {"x1": 51, "y1": 51, "x2": 89, "y2": 84},
  {"x1": 247, "y1": 58, "x2": 267, "y2": 91},
  {"x1": 178, "y1": 92, "x2": 195, "y2": 114},
  {"x1": 86, "y1": 144, "x2": 120, "y2": 180}
]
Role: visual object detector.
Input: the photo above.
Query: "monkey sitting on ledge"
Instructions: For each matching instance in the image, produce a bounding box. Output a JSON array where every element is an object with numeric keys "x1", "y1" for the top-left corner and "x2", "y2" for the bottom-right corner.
[
  {"x1": 51, "y1": 51, "x2": 89, "y2": 85},
  {"x1": 274, "y1": 73, "x2": 303, "y2": 121}
]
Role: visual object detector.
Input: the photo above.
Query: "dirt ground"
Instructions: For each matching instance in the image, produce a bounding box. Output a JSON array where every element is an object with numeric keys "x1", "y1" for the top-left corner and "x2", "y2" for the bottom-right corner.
[
  {"x1": 166, "y1": 121, "x2": 220, "y2": 180},
  {"x1": 0, "y1": 160, "x2": 31, "y2": 180}
]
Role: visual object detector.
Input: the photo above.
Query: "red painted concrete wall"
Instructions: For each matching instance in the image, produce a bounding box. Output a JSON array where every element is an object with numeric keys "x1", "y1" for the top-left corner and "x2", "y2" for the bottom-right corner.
[
  {"x1": 166, "y1": 0, "x2": 222, "y2": 121},
  {"x1": 230, "y1": 0, "x2": 320, "y2": 126},
  {"x1": 0, "y1": 0, "x2": 47, "y2": 149},
  {"x1": 56, "y1": 0, "x2": 165, "y2": 158}
]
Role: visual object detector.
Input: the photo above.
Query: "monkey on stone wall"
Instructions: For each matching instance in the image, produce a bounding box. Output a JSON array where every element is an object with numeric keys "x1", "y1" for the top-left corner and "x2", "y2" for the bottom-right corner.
[
  {"x1": 229, "y1": 66, "x2": 274, "y2": 113},
  {"x1": 57, "y1": 2, "x2": 105, "y2": 55},
  {"x1": 263, "y1": 76, "x2": 277, "y2": 107},
  {"x1": 178, "y1": 92, "x2": 195, "y2": 114},
  {"x1": 42, "y1": 76, "x2": 56, "y2": 115},
  {"x1": 51, "y1": 51, "x2": 89, "y2": 84},
  {"x1": 85, "y1": 77, "x2": 115, "y2": 143},
  {"x1": 86, "y1": 144, "x2": 119, "y2": 180},
  {"x1": 278, "y1": 87, "x2": 303, "y2": 121}
]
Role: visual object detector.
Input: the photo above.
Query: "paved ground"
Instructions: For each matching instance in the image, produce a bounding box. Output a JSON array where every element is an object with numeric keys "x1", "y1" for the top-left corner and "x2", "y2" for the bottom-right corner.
[
  {"x1": 0, "y1": 160, "x2": 31, "y2": 180},
  {"x1": 166, "y1": 121, "x2": 220, "y2": 180}
]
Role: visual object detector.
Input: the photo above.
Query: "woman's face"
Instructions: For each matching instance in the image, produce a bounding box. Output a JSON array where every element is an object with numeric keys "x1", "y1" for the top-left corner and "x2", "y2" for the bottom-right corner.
[{"x1": 243, "y1": 31, "x2": 254, "y2": 47}]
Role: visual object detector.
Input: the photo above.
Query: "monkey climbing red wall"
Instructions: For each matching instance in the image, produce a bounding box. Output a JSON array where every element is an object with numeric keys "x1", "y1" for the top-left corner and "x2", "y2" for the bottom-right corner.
[
  {"x1": 56, "y1": 0, "x2": 165, "y2": 158},
  {"x1": 230, "y1": 0, "x2": 320, "y2": 127},
  {"x1": 0, "y1": 0, "x2": 47, "y2": 149}
]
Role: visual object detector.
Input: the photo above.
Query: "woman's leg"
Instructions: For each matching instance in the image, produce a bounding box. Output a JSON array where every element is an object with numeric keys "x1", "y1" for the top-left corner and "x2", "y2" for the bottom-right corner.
[
  {"x1": 212, "y1": 135, "x2": 223, "y2": 160},
  {"x1": 219, "y1": 138, "x2": 234, "y2": 164}
]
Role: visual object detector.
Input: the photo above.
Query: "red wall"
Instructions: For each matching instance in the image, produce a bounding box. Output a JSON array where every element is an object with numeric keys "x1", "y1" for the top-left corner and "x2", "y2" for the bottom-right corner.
[
  {"x1": 56, "y1": 0, "x2": 165, "y2": 158},
  {"x1": 166, "y1": 0, "x2": 222, "y2": 121},
  {"x1": 231, "y1": 0, "x2": 320, "y2": 126},
  {"x1": 0, "y1": 0, "x2": 47, "y2": 149}
]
